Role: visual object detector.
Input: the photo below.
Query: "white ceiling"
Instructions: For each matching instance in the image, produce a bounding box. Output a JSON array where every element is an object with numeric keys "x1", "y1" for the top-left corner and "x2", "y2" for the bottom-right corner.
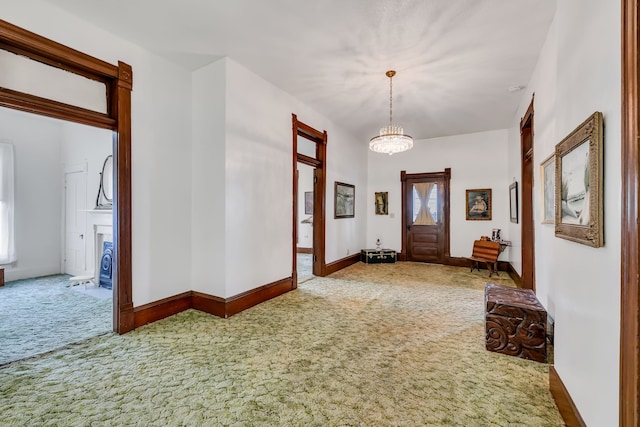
[{"x1": 41, "y1": 0, "x2": 557, "y2": 141}]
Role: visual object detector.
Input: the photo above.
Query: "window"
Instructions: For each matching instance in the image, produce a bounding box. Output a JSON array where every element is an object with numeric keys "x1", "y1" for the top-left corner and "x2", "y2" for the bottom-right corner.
[
  {"x1": 0, "y1": 142, "x2": 16, "y2": 264},
  {"x1": 412, "y1": 183, "x2": 439, "y2": 224}
]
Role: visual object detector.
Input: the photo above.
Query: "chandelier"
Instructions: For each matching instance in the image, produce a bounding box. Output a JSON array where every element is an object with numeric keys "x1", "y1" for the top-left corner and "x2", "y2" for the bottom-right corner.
[{"x1": 369, "y1": 70, "x2": 413, "y2": 155}]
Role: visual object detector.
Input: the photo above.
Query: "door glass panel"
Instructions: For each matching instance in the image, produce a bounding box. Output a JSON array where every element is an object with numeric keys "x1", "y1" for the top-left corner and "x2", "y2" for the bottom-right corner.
[{"x1": 412, "y1": 183, "x2": 439, "y2": 224}]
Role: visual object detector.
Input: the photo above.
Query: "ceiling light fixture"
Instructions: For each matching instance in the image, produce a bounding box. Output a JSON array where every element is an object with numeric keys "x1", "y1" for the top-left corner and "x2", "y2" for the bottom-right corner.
[{"x1": 369, "y1": 70, "x2": 413, "y2": 155}]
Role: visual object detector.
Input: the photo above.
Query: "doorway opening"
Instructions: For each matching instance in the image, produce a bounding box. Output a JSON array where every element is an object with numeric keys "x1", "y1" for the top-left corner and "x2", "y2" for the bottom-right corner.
[
  {"x1": 0, "y1": 108, "x2": 114, "y2": 364},
  {"x1": 520, "y1": 98, "x2": 535, "y2": 291},
  {"x1": 292, "y1": 114, "x2": 327, "y2": 285},
  {"x1": 400, "y1": 169, "x2": 451, "y2": 264},
  {"x1": 296, "y1": 162, "x2": 315, "y2": 282},
  {"x1": 0, "y1": 19, "x2": 133, "y2": 333}
]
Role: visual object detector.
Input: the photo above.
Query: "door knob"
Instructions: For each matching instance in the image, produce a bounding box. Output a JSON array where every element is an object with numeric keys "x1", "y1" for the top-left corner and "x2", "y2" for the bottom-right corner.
[{"x1": 80, "y1": 234, "x2": 84, "y2": 239}]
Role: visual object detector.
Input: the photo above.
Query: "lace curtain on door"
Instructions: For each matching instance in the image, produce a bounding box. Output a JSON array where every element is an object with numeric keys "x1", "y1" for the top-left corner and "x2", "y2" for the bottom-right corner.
[
  {"x1": 413, "y1": 182, "x2": 436, "y2": 225},
  {"x1": 0, "y1": 142, "x2": 16, "y2": 264}
]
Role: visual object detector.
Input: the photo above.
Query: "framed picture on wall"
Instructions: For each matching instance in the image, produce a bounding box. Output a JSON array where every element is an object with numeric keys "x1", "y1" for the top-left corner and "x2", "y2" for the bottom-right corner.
[
  {"x1": 540, "y1": 154, "x2": 555, "y2": 224},
  {"x1": 466, "y1": 189, "x2": 492, "y2": 220},
  {"x1": 555, "y1": 112, "x2": 604, "y2": 247},
  {"x1": 335, "y1": 182, "x2": 355, "y2": 218},
  {"x1": 510, "y1": 182, "x2": 519, "y2": 223},
  {"x1": 374, "y1": 192, "x2": 388, "y2": 215},
  {"x1": 304, "y1": 191, "x2": 313, "y2": 215}
]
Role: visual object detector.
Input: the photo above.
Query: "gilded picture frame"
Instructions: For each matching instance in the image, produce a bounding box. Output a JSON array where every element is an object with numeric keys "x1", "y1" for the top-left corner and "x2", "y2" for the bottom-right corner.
[
  {"x1": 554, "y1": 111, "x2": 603, "y2": 247},
  {"x1": 540, "y1": 154, "x2": 555, "y2": 224},
  {"x1": 374, "y1": 192, "x2": 388, "y2": 215},
  {"x1": 466, "y1": 188, "x2": 492, "y2": 220}
]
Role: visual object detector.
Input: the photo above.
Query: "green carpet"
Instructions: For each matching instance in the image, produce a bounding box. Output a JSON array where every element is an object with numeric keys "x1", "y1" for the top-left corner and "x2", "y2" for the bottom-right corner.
[
  {"x1": 0, "y1": 274, "x2": 112, "y2": 365},
  {"x1": 0, "y1": 263, "x2": 562, "y2": 426}
]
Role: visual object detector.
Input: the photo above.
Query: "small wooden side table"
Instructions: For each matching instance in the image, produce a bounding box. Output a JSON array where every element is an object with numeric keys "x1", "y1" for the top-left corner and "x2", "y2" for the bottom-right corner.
[{"x1": 0, "y1": 267, "x2": 4, "y2": 286}]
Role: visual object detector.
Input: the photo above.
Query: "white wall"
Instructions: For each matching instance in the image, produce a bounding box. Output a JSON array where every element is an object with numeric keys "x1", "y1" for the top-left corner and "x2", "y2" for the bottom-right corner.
[
  {"x1": 0, "y1": 108, "x2": 62, "y2": 281},
  {"x1": 3, "y1": 0, "x2": 194, "y2": 305},
  {"x1": 191, "y1": 60, "x2": 226, "y2": 296},
  {"x1": 224, "y1": 58, "x2": 367, "y2": 295},
  {"x1": 507, "y1": 1, "x2": 621, "y2": 424},
  {"x1": 367, "y1": 129, "x2": 510, "y2": 259},
  {"x1": 189, "y1": 57, "x2": 367, "y2": 298}
]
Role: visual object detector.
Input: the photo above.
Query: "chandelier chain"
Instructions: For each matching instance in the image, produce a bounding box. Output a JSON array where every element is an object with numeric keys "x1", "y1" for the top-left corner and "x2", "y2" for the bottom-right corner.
[{"x1": 389, "y1": 74, "x2": 393, "y2": 126}]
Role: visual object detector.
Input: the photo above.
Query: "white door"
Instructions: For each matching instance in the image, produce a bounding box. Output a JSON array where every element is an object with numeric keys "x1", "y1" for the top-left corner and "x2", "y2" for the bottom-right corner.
[{"x1": 64, "y1": 171, "x2": 86, "y2": 276}]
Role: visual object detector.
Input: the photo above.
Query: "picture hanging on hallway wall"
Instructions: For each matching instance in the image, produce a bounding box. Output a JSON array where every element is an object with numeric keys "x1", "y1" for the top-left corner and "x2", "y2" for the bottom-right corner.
[
  {"x1": 335, "y1": 182, "x2": 355, "y2": 218},
  {"x1": 540, "y1": 154, "x2": 555, "y2": 224},
  {"x1": 304, "y1": 192, "x2": 313, "y2": 215},
  {"x1": 554, "y1": 111, "x2": 603, "y2": 247},
  {"x1": 465, "y1": 189, "x2": 492, "y2": 220},
  {"x1": 509, "y1": 182, "x2": 518, "y2": 224},
  {"x1": 375, "y1": 192, "x2": 388, "y2": 215}
]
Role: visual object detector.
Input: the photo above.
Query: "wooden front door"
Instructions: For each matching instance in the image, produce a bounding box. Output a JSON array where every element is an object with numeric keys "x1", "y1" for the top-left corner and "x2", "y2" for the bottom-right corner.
[{"x1": 401, "y1": 169, "x2": 451, "y2": 264}]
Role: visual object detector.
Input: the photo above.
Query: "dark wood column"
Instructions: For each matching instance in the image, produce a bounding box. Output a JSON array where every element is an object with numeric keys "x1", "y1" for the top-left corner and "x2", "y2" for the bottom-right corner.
[
  {"x1": 621, "y1": 0, "x2": 640, "y2": 424},
  {"x1": 114, "y1": 62, "x2": 134, "y2": 333}
]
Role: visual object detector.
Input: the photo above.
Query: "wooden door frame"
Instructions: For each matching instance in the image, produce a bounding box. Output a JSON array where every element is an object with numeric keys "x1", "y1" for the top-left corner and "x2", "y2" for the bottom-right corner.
[
  {"x1": 0, "y1": 19, "x2": 134, "y2": 333},
  {"x1": 400, "y1": 169, "x2": 451, "y2": 262},
  {"x1": 621, "y1": 0, "x2": 640, "y2": 424},
  {"x1": 292, "y1": 114, "x2": 327, "y2": 285},
  {"x1": 520, "y1": 98, "x2": 536, "y2": 291}
]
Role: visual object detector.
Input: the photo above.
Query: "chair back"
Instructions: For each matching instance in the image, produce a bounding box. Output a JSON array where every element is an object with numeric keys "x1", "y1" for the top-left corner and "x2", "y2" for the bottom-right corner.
[{"x1": 471, "y1": 240, "x2": 500, "y2": 262}]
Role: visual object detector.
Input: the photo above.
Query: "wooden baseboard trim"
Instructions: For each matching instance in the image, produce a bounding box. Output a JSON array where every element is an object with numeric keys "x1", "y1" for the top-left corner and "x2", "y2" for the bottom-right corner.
[
  {"x1": 507, "y1": 263, "x2": 523, "y2": 288},
  {"x1": 325, "y1": 253, "x2": 360, "y2": 275},
  {"x1": 549, "y1": 366, "x2": 586, "y2": 427},
  {"x1": 133, "y1": 291, "x2": 192, "y2": 328},
  {"x1": 445, "y1": 257, "x2": 511, "y2": 272},
  {"x1": 225, "y1": 276, "x2": 294, "y2": 317},
  {"x1": 132, "y1": 277, "x2": 294, "y2": 326},
  {"x1": 445, "y1": 256, "x2": 469, "y2": 267},
  {"x1": 191, "y1": 291, "x2": 226, "y2": 318},
  {"x1": 296, "y1": 247, "x2": 313, "y2": 254}
]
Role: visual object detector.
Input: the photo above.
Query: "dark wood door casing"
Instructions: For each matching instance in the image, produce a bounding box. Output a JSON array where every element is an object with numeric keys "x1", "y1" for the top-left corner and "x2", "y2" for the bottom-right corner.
[
  {"x1": 621, "y1": 0, "x2": 640, "y2": 424},
  {"x1": 400, "y1": 169, "x2": 451, "y2": 263},
  {"x1": 292, "y1": 114, "x2": 327, "y2": 283},
  {"x1": 0, "y1": 19, "x2": 134, "y2": 333},
  {"x1": 521, "y1": 99, "x2": 535, "y2": 292}
]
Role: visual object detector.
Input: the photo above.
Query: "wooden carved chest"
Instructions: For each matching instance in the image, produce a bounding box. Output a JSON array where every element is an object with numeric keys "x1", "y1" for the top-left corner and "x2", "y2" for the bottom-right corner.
[{"x1": 485, "y1": 283, "x2": 547, "y2": 362}]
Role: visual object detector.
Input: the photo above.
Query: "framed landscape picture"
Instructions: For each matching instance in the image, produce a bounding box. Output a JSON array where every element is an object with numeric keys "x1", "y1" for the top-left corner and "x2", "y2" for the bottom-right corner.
[
  {"x1": 555, "y1": 112, "x2": 603, "y2": 247},
  {"x1": 466, "y1": 188, "x2": 492, "y2": 220},
  {"x1": 335, "y1": 182, "x2": 355, "y2": 218}
]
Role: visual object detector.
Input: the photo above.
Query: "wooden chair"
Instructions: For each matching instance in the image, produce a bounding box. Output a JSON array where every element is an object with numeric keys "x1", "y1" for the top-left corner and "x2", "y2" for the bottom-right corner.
[{"x1": 468, "y1": 240, "x2": 500, "y2": 277}]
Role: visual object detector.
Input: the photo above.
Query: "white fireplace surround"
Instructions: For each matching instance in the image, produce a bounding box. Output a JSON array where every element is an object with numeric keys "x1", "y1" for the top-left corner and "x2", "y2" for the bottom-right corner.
[{"x1": 94, "y1": 224, "x2": 112, "y2": 284}]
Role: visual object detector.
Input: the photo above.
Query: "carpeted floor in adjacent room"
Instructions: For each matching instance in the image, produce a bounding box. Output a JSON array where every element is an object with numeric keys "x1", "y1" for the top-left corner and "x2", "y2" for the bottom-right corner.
[
  {"x1": 0, "y1": 274, "x2": 112, "y2": 365},
  {"x1": 0, "y1": 262, "x2": 562, "y2": 426}
]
